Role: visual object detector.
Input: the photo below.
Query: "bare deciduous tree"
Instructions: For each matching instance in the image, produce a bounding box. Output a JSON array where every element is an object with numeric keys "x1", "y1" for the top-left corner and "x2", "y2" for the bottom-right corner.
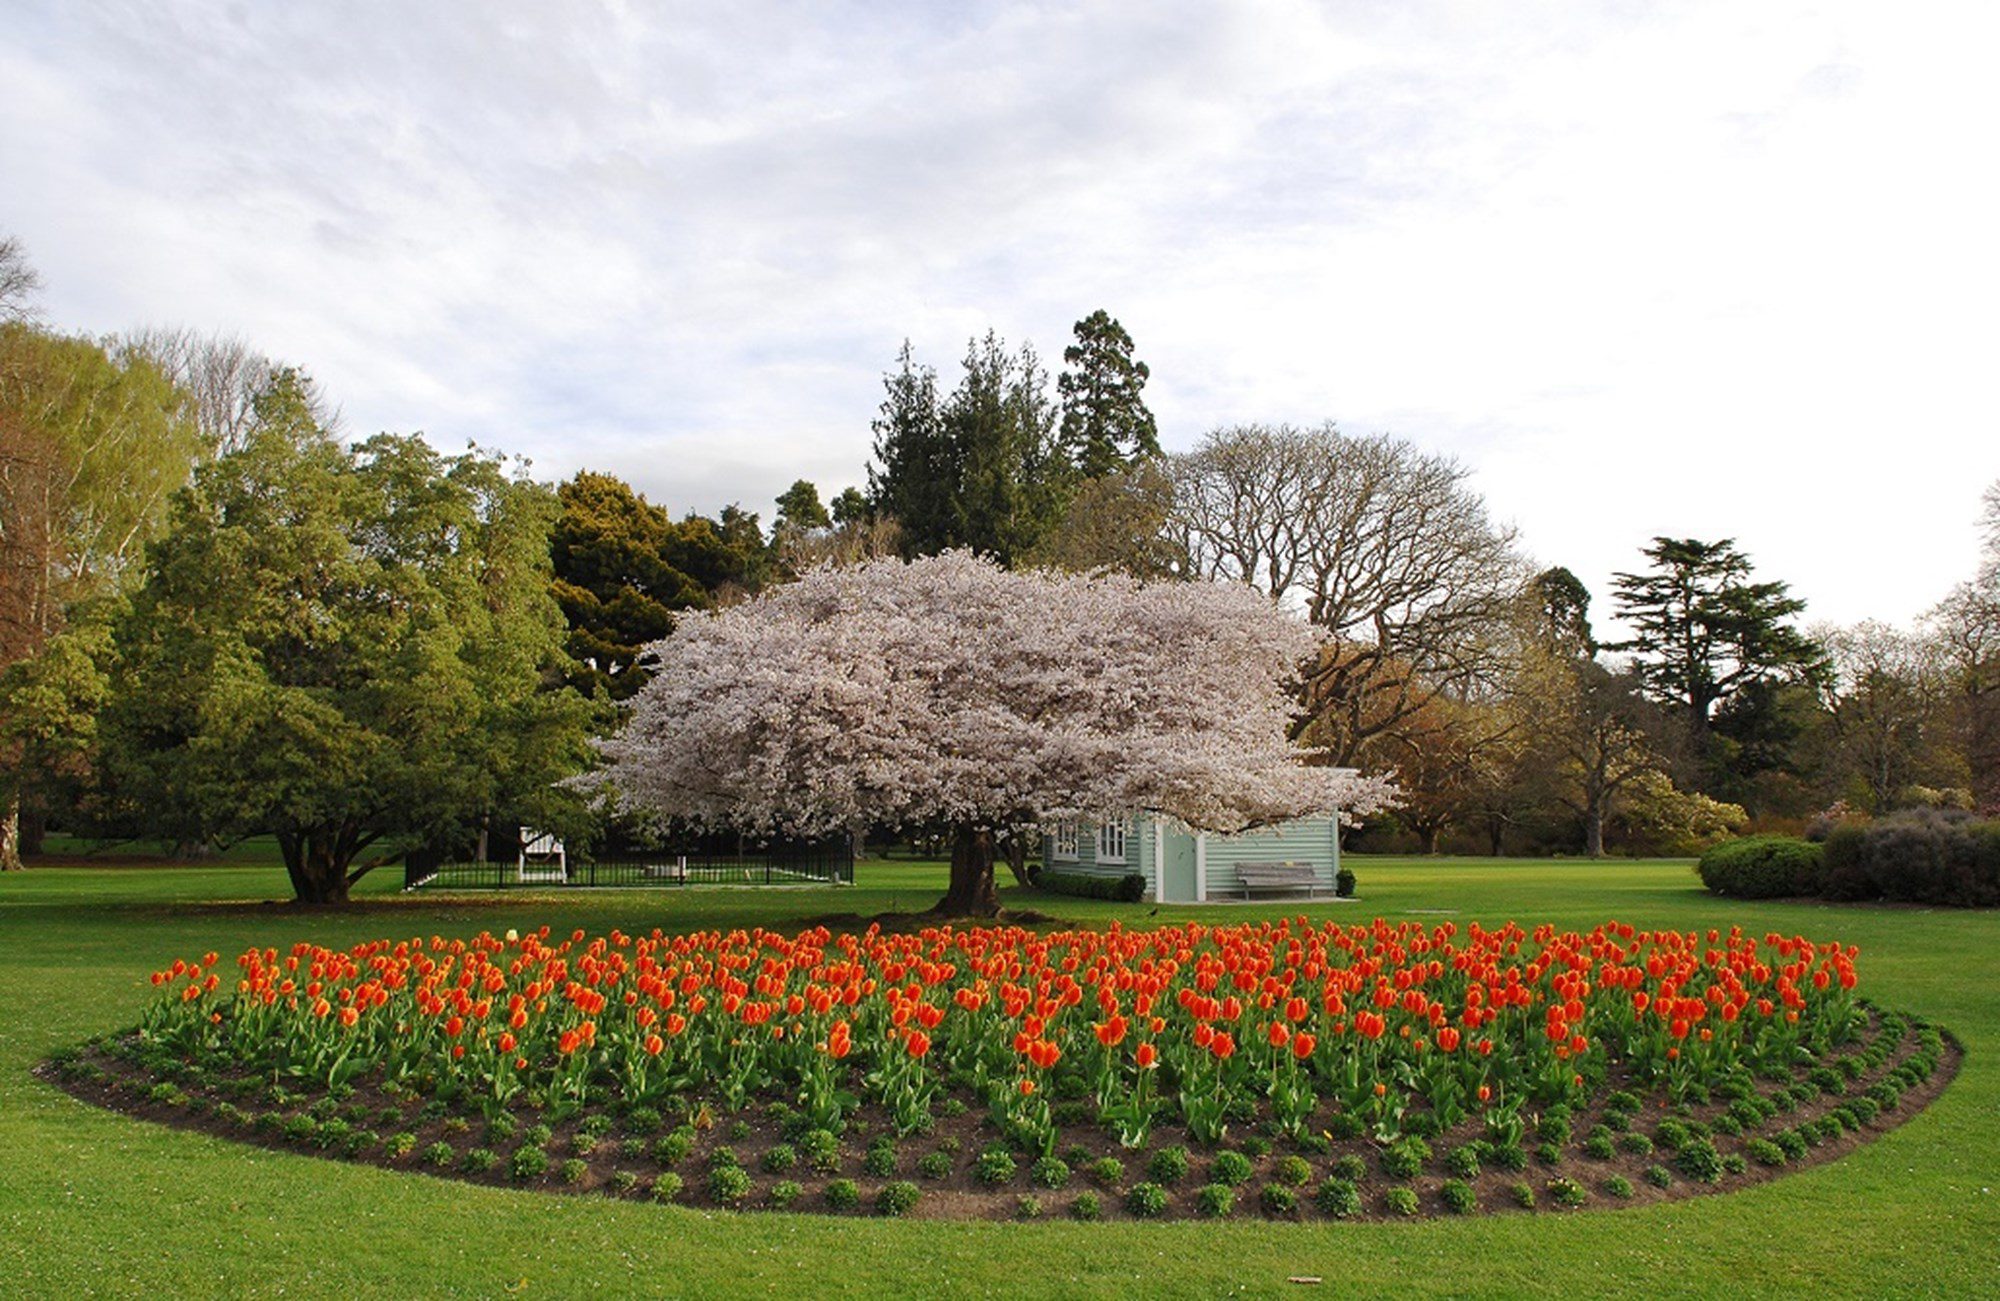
[
  {"x1": 0, "y1": 236, "x2": 43, "y2": 324},
  {"x1": 1165, "y1": 423, "x2": 1523, "y2": 763},
  {"x1": 115, "y1": 325, "x2": 338, "y2": 457}
]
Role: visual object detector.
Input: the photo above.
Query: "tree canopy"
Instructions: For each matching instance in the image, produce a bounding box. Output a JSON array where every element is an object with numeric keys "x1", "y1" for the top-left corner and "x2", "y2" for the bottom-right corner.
[
  {"x1": 600, "y1": 551, "x2": 1396, "y2": 914},
  {"x1": 102, "y1": 419, "x2": 595, "y2": 902}
]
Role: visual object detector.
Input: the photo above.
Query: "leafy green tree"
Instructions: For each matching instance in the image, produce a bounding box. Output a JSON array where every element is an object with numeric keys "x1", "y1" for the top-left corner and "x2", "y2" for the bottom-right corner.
[
  {"x1": 1027, "y1": 460, "x2": 1184, "y2": 580},
  {"x1": 102, "y1": 417, "x2": 594, "y2": 903},
  {"x1": 774, "y1": 479, "x2": 831, "y2": 532},
  {"x1": 830, "y1": 486, "x2": 869, "y2": 526},
  {"x1": 867, "y1": 333, "x2": 1074, "y2": 565},
  {"x1": 1611, "y1": 537, "x2": 1828, "y2": 791},
  {"x1": 867, "y1": 342, "x2": 952, "y2": 553},
  {"x1": 0, "y1": 320, "x2": 202, "y2": 866},
  {"x1": 550, "y1": 471, "x2": 709, "y2": 701},
  {"x1": 1058, "y1": 310, "x2": 1159, "y2": 480},
  {"x1": 1528, "y1": 566, "x2": 1595, "y2": 654}
]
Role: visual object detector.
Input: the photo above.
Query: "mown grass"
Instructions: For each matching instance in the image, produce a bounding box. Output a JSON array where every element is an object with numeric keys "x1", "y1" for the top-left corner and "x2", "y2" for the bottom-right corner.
[{"x1": 2, "y1": 852, "x2": 1996, "y2": 1298}]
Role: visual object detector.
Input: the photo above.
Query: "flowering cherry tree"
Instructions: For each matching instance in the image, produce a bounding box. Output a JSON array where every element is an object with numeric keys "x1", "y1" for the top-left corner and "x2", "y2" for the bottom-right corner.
[{"x1": 600, "y1": 551, "x2": 1397, "y2": 915}]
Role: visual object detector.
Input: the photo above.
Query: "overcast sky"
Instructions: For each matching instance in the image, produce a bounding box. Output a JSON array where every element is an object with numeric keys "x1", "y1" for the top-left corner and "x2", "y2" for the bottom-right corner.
[{"x1": 5, "y1": 1, "x2": 1995, "y2": 629}]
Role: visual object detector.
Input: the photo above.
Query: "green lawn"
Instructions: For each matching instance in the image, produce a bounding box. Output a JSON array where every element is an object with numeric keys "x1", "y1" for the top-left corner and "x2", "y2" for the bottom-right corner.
[{"x1": 2, "y1": 853, "x2": 1996, "y2": 1298}]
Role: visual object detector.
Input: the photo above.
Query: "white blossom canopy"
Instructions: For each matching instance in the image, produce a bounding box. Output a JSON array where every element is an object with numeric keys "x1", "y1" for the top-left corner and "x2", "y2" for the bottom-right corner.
[{"x1": 599, "y1": 551, "x2": 1398, "y2": 837}]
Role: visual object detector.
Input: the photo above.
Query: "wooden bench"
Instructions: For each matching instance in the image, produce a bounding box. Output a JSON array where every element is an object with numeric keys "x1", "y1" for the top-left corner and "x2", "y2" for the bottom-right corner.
[{"x1": 1236, "y1": 861, "x2": 1327, "y2": 899}]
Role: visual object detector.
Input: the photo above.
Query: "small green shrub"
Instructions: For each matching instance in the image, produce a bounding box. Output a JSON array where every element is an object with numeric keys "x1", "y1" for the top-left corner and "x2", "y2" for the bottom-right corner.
[
  {"x1": 1273, "y1": 1154, "x2": 1313, "y2": 1187},
  {"x1": 1148, "y1": 1146, "x2": 1191, "y2": 1184},
  {"x1": 650, "y1": 1172, "x2": 684, "y2": 1203},
  {"x1": 764, "y1": 1143, "x2": 799, "y2": 1174},
  {"x1": 1315, "y1": 1177, "x2": 1361, "y2": 1218},
  {"x1": 1547, "y1": 1176, "x2": 1587, "y2": 1209},
  {"x1": 1090, "y1": 1156, "x2": 1126, "y2": 1188},
  {"x1": 1746, "y1": 1138, "x2": 1786, "y2": 1167},
  {"x1": 1036, "y1": 870, "x2": 1148, "y2": 903},
  {"x1": 1332, "y1": 1153, "x2": 1368, "y2": 1182},
  {"x1": 1533, "y1": 1141, "x2": 1562, "y2": 1167},
  {"x1": 1510, "y1": 1181, "x2": 1536, "y2": 1209},
  {"x1": 1071, "y1": 1190, "x2": 1102, "y2": 1221},
  {"x1": 385, "y1": 1131, "x2": 417, "y2": 1158},
  {"x1": 1605, "y1": 1175, "x2": 1634, "y2": 1199},
  {"x1": 1675, "y1": 1139, "x2": 1725, "y2": 1185},
  {"x1": 768, "y1": 1180, "x2": 802, "y2": 1208},
  {"x1": 876, "y1": 1181, "x2": 921, "y2": 1217},
  {"x1": 918, "y1": 1150, "x2": 953, "y2": 1180},
  {"x1": 973, "y1": 1146, "x2": 1018, "y2": 1185},
  {"x1": 423, "y1": 1141, "x2": 455, "y2": 1169},
  {"x1": 1380, "y1": 1141, "x2": 1425, "y2": 1179},
  {"x1": 1259, "y1": 1183, "x2": 1298, "y2": 1215},
  {"x1": 1030, "y1": 1155, "x2": 1070, "y2": 1189},
  {"x1": 1126, "y1": 1182, "x2": 1168, "y2": 1217},
  {"x1": 1444, "y1": 1145, "x2": 1481, "y2": 1179},
  {"x1": 1643, "y1": 1164, "x2": 1673, "y2": 1189},
  {"x1": 623, "y1": 1105, "x2": 662, "y2": 1135},
  {"x1": 1487, "y1": 1142, "x2": 1528, "y2": 1173},
  {"x1": 1440, "y1": 1179, "x2": 1476, "y2": 1214},
  {"x1": 1016, "y1": 1194, "x2": 1043, "y2": 1220},
  {"x1": 708, "y1": 1165, "x2": 751, "y2": 1205},
  {"x1": 560, "y1": 1158, "x2": 588, "y2": 1186},
  {"x1": 824, "y1": 1179, "x2": 860, "y2": 1211},
  {"x1": 1617, "y1": 1132, "x2": 1655, "y2": 1157},
  {"x1": 510, "y1": 1146, "x2": 548, "y2": 1181},
  {"x1": 460, "y1": 1147, "x2": 497, "y2": 1173},
  {"x1": 802, "y1": 1129, "x2": 842, "y2": 1174},
  {"x1": 1583, "y1": 1133, "x2": 1616, "y2": 1160},
  {"x1": 1195, "y1": 1183, "x2": 1235, "y2": 1218},
  {"x1": 608, "y1": 1170, "x2": 640, "y2": 1194},
  {"x1": 1774, "y1": 1129, "x2": 1809, "y2": 1161},
  {"x1": 1384, "y1": 1187, "x2": 1420, "y2": 1217},
  {"x1": 1210, "y1": 1151, "x2": 1253, "y2": 1186},
  {"x1": 652, "y1": 1130, "x2": 692, "y2": 1166}
]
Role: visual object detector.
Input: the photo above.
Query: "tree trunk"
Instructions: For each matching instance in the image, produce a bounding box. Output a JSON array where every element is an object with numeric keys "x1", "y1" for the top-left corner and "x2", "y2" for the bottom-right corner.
[
  {"x1": 934, "y1": 823, "x2": 1000, "y2": 917},
  {"x1": 1423, "y1": 825, "x2": 1443, "y2": 856},
  {"x1": 277, "y1": 829, "x2": 354, "y2": 905},
  {"x1": 20, "y1": 803, "x2": 45, "y2": 857},
  {"x1": 0, "y1": 794, "x2": 21, "y2": 871},
  {"x1": 1584, "y1": 803, "x2": 1605, "y2": 859},
  {"x1": 1003, "y1": 833, "x2": 1030, "y2": 887}
]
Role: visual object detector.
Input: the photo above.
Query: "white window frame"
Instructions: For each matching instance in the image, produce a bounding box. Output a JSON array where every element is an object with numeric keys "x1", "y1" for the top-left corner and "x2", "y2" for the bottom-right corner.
[
  {"x1": 1052, "y1": 822, "x2": 1079, "y2": 861},
  {"x1": 1096, "y1": 820, "x2": 1129, "y2": 865}
]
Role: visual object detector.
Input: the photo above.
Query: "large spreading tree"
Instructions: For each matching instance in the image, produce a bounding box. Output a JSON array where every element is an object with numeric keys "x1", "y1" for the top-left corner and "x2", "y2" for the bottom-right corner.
[
  {"x1": 0, "y1": 315, "x2": 202, "y2": 867},
  {"x1": 103, "y1": 405, "x2": 596, "y2": 903},
  {"x1": 1166, "y1": 423, "x2": 1522, "y2": 765},
  {"x1": 599, "y1": 551, "x2": 1396, "y2": 915},
  {"x1": 1611, "y1": 537, "x2": 1828, "y2": 798}
]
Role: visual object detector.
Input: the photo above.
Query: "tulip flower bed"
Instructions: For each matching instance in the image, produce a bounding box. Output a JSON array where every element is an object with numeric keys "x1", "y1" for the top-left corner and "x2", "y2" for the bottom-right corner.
[{"x1": 51, "y1": 917, "x2": 1955, "y2": 1220}]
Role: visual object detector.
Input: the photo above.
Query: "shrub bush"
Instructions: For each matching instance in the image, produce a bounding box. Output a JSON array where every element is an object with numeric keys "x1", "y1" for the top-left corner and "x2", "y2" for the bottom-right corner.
[
  {"x1": 1195, "y1": 1183, "x2": 1235, "y2": 1218},
  {"x1": 876, "y1": 1181, "x2": 921, "y2": 1217},
  {"x1": 1335, "y1": 867, "x2": 1357, "y2": 898},
  {"x1": 1035, "y1": 870, "x2": 1148, "y2": 903},
  {"x1": 1696, "y1": 835, "x2": 1823, "y2": 899},
  {"x1": 1147, "y1": 1146, "x2": 1190, "y2": 1185},
  {"x1": 1127, "y1": 1182, "x2": 1169, "y2": 1217},
  {"x1": 1259, "y1": 1183, "x2": 1298, "y2": 1215},
  {"x1": 1821, "y1": 812, "x2": 2000, "y2": 907},
  {"x1": 1315, "y1": 1177, "x2": 1362, "y2": 1218}
]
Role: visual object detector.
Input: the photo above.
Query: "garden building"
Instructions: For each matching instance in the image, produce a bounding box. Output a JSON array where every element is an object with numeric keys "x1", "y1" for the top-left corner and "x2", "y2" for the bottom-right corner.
[{"x1": 1041, "y1": 808, "x2": 1349, "y2": 903}]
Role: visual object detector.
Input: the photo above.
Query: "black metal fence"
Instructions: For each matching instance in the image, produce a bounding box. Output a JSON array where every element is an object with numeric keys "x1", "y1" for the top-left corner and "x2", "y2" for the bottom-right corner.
[{"x1": 405, "y1": 843, "x2": 854, "y2": 892}]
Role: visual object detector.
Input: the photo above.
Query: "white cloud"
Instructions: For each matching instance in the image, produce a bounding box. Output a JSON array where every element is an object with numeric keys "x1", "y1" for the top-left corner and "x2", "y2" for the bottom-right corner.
[{"x1": 3, "y1": 0, "x2": 1994, "y2": 624}]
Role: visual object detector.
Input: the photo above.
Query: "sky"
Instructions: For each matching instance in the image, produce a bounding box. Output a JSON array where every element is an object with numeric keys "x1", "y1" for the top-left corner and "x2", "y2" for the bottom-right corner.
[{"x1": 4, "y1": 1, "x2": 1996, "y2": 631}]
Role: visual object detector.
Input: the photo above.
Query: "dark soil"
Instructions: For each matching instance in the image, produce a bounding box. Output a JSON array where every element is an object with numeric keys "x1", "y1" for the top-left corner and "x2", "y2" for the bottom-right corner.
[{"x1": 39, "y1": 1009, "x2": 1958, "y2": 1222}]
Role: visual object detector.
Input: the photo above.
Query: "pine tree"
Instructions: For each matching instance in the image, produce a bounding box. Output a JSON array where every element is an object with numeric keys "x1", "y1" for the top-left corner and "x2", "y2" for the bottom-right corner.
[
  {"x1": 1610, "y1": 537, "x2": 1828, "y2": 791},
  {"x1": 1058, "y1": 310, "x2": 1159, "y2": 480}
]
